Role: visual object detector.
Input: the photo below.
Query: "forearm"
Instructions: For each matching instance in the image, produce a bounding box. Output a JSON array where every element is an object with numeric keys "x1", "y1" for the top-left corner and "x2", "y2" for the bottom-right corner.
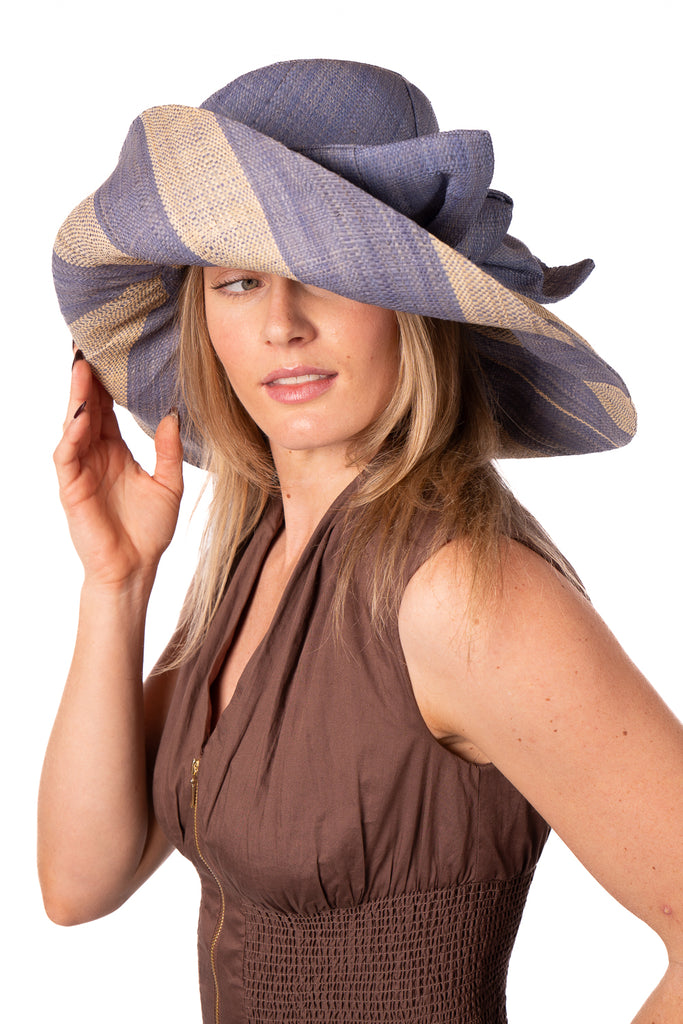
[
  {"x1": 631, "y1": 962, "x2": 683, "y2": 1023},
  {"x1": 38, "y1": 573, "x2": 156, "y2": 924}
]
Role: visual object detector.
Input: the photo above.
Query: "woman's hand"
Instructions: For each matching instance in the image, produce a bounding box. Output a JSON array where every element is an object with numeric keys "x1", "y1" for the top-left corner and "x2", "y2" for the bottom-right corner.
[
  {"x1": 40, "y1": 354, "x2": 184, "y2": 924},
  {"x1": 54, "y1": 355, "x2": 184, "y2": 587}
]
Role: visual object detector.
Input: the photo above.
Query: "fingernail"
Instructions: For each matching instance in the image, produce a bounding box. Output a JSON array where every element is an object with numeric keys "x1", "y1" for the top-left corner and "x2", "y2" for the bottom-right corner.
[
  {"x1": 72, "y1": 349, "x2": 85, "y2": 368},
  {"x1": 169, "y1": 407, "x2": 181, "y2": 426},
  {"x1": 73, "y1": 400, "x2": 87, "y2": 419}
]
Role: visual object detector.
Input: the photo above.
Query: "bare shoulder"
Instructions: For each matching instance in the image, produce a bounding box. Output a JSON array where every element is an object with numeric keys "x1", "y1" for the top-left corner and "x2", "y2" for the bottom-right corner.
[
  {"x1": 400, "y1": 532, "x2": 585, "y2": 636},
  {"x1": 398, "y1": 535, "x2": 592, "y2": 714},
  {"x1": 398, "y1": 533, "x2": 667, "y2": 752},
  {"x1": 399, "y1": 536, "x2": 683, "y2": 959},
  {"x1": 398, "y1": 537, "x2": 586, "y2": 755}
]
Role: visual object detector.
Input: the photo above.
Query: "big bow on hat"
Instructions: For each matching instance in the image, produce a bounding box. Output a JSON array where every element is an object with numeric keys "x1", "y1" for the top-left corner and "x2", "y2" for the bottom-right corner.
[{"x1": 53, "y1": 59, "x2": 636, "y2": 465}]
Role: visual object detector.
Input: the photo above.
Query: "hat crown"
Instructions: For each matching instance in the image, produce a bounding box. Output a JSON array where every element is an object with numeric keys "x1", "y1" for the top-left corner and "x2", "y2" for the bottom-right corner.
[{"x1": 201, "y1": 59, "x2": 439, "y2": 149}]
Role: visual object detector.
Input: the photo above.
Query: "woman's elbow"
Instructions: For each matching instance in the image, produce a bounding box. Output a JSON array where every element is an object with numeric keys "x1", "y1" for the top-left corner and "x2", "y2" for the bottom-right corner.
[
  {"x1": 42, "y1": 893, "x2": 99, "y2": 928},
  {"x1": 38, "y1": 863, "x2": 129, "y2": 927}
]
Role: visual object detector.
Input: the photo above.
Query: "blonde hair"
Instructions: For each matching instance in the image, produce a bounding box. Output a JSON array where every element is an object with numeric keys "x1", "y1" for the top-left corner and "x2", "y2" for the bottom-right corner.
[{"x1": 171, "y1": 266, "x2": 583, "y2": 663}]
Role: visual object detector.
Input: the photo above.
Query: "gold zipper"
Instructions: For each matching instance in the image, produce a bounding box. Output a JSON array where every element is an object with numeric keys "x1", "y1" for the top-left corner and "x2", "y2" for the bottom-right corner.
[{"x1": 191, "y1": 757, "x2": 226, "y2": 1024}]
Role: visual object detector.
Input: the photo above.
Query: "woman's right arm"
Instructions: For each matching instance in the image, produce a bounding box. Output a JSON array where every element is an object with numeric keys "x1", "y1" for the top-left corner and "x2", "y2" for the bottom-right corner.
[{"x1": 38, "y1": 356, "x2": 184, "y2": 926}]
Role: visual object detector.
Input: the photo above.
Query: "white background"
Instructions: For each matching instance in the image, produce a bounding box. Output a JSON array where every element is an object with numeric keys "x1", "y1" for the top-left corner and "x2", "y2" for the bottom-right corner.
[{"x1": 2, "y1": 1, "x2": 681, "y2": 1020}]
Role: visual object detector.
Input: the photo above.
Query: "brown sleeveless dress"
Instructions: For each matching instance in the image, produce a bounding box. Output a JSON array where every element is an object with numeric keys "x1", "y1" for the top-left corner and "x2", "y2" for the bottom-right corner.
[{"x1": 153, "y1": 483, "x2": 549, "y2": 1023}]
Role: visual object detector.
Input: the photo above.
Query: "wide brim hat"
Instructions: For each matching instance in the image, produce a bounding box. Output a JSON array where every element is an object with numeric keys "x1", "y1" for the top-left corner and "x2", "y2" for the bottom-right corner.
[{"x1": 53, "y1": 59, "x2": 636, "y2": 466}]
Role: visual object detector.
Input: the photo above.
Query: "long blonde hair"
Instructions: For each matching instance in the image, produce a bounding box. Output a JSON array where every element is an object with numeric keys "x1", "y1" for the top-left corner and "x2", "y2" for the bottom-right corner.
[{"x1": 171, "y1": 266, "x2": 583, "y2": 663}]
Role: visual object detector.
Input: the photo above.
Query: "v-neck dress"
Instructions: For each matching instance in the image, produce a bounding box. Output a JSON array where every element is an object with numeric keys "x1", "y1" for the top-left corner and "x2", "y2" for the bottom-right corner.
[{"x1": 153, "y1": 485, "x2": 550, "y2": 1023}]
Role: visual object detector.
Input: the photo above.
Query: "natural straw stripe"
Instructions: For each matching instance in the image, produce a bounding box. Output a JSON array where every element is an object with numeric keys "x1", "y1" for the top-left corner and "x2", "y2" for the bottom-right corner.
[
  {"x1": 586, "y1": 381, "x2": 637, "y2": 435},
  {"x1": 433, "y1": 237, "x2": 584, "y2": 348},
  {"x1": 141, "y1": 106, "x2": 292, "y2": 274},
  {"x1": 69, "y1": 275, "x2": 169, "y2": 404},
  {"x1": 54, "y1": 194, "x2": 148, "y2": 268}
]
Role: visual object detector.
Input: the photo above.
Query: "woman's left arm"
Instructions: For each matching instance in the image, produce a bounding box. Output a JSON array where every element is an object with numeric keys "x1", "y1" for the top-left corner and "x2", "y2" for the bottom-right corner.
[{"x1": 399, "y1": 539, "x2": 683, "y2": 1022}]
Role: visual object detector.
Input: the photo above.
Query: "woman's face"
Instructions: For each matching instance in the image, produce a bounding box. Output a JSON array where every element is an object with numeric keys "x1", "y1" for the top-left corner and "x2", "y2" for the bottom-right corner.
[{"x1": 203, "y1": 268, "x2": 399, "y2": 463}]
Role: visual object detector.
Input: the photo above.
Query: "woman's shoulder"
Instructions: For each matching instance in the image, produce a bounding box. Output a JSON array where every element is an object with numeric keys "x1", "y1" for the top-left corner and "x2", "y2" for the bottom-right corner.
[
  {"x1": 399, "y1": 533, "x2": 584, "y2": 640},
  {"x1": 397, "y1": 534, "x2": 598, "y2": 737}
]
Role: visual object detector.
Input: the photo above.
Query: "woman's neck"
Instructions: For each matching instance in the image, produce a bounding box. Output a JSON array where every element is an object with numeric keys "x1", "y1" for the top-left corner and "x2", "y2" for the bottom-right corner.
[{"x1": 271, "y1": 447, "x2": 361, "y2": 569}]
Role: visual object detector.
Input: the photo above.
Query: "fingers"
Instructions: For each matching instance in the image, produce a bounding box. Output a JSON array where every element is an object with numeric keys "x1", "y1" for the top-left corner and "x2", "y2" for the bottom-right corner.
[
  {"x1": 63, "y1": 353, "x2": 93, "y2": 427},
  {"x1": 153, "y1": 411, "x2": 184, "y2": 499},
  {"x1": 62, "y1": 355, "x2": 120, "y2": 437},
  {"x1": 55, "y1": 355, "x2": 117, "y2": 492},
  {"x1": 55, "y1": 358, "x2": 94, "y2": 486},
  {"x1": 56, "y1": 350, "x2": 183, "y2": 508}
]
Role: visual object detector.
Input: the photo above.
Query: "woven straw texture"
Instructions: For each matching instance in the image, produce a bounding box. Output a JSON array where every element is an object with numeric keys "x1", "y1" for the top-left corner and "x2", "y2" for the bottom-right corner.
[{"x1": 52, "y1": 60, "x2": 636, "y2": 463}]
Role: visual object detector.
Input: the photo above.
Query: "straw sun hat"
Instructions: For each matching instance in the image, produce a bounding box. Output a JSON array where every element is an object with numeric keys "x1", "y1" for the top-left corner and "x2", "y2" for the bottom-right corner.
[{"x1": 53, "y1": 59, "x2": 635, "y2": 466}]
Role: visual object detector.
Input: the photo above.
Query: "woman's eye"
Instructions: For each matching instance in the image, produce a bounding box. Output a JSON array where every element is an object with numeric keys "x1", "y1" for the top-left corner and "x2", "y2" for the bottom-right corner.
[{"x1": 220, "y1": 277, "x2": 260, "y2": 294}]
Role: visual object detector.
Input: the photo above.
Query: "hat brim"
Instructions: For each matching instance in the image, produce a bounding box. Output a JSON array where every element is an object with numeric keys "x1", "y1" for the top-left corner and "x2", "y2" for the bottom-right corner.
[{"x1": 53, "y1": 104, "x2": 636, "y2": 465}]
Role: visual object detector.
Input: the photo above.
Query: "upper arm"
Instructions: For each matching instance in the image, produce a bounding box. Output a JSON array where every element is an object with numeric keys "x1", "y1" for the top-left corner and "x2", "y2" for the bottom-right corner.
[
  {"x1": 399, "y1": 538, "x2": 683, "y2": 961},
  {"x1": 131, "y1": 589, "x2": 196, "y2": 891},
  {"x1": 127, "y1": 659, "x2": 180, "y2": 893}
]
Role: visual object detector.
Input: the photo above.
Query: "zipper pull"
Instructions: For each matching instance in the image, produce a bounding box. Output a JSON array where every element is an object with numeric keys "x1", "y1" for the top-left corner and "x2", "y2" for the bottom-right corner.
[{"x1": 190, "y1": 757, "x2": 201, "y2": 808}]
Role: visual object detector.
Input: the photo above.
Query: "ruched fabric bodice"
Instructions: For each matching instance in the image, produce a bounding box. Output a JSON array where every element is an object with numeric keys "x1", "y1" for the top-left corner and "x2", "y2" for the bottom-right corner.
[{"x1": 153, "y1": 483, "x2": 549, "y2": 1023}]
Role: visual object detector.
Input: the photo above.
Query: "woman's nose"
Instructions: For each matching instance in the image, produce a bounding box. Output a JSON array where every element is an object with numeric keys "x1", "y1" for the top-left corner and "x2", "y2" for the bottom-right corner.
[{"x1": 263, "y1": 278, "x2": 315, "y2": 347}]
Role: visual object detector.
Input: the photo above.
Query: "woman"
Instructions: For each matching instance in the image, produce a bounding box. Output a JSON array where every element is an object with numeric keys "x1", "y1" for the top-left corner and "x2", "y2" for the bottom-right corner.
[{"x1": 39, "y1": 60, "x2": 683, "y2": 1022}]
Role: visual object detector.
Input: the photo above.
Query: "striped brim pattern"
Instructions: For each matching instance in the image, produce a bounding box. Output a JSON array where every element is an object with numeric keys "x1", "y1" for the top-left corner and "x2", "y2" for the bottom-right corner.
[{"x1": 52, "y1": 61, "x2": 636, "y2": 465}]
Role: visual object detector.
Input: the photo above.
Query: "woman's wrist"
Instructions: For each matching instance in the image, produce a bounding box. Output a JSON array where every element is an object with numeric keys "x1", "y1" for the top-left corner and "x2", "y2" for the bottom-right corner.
[
  {"x1": 79, "y1": 566, "x2": 159, "y2": 608},
  {"x1": 76, "y1": 572, "x2": 158, "y2": 676}
]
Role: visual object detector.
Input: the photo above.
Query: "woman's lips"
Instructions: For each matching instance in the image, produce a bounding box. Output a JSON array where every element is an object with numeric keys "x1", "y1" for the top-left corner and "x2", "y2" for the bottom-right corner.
[{"x1": 262, "y1": 366, "x2": 337, "y2": 403}]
